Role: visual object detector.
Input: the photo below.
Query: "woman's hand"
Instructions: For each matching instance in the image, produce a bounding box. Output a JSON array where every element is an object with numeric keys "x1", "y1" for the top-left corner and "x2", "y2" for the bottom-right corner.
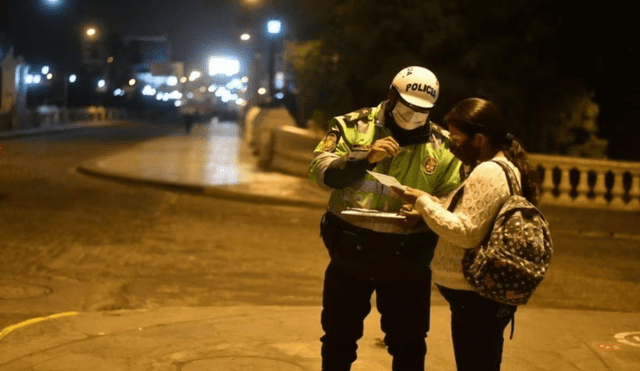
[
  {"x1": 392, "y1": 186, "x2": 429, "y2": 205},
  {"x1": 398, "y1": 204, "x2": 423, "y2": 229}
]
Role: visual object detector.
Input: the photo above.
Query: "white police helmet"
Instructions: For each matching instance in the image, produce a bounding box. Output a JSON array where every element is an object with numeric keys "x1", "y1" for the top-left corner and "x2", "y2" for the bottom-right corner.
[{"x1": 390, "y1": 66, "x2": 439, "y2": 109}]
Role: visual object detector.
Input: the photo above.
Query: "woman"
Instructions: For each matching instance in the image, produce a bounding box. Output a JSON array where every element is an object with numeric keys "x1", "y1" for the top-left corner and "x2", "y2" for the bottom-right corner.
[{"x1": 394, "y1": 97, "x2": 540, "y2": 371}]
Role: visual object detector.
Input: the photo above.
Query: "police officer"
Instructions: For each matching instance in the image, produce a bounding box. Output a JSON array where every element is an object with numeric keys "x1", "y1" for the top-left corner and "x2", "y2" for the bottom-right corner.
[{"x1": 309, "y1": 66, "x2": 462, "y2": 371}]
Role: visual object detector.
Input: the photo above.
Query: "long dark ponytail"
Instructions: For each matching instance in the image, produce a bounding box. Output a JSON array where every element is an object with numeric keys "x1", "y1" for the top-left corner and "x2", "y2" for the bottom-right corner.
[{"x1": 443, "y1": 98, "x2": 541, "y2": 205}]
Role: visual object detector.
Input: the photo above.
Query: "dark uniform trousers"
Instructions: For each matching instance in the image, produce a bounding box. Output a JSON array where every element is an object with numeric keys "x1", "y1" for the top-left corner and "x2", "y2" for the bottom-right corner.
[{"x1": 320, "y1": 212, "x2": 437, "y2": 371}]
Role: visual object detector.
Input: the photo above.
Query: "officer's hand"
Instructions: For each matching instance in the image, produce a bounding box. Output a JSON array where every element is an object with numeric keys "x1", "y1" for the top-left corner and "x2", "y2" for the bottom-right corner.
[
  {"x1": 398, "y1": 204, "x2": 422, "y2": 229},
  {"x1": 366, "y1": 136, "x2": 401, "y2": 164}
]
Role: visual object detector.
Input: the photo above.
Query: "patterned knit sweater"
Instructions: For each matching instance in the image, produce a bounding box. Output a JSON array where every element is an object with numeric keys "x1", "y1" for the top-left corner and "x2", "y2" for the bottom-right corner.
[{"x1": 415, "y1": 154, "x2": 521, "y2": 291}]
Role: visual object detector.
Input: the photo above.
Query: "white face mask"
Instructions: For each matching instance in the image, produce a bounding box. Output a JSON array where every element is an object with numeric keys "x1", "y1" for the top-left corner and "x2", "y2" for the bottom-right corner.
[{"x1": 391, "y1": 101, "x2": 429, "y2": 130}]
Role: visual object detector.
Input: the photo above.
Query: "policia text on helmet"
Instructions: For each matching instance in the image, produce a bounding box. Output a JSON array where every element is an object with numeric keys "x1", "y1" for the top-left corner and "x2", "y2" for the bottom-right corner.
[{"x1": 384, "y1": 66, "x2": 441, "y2": 146}]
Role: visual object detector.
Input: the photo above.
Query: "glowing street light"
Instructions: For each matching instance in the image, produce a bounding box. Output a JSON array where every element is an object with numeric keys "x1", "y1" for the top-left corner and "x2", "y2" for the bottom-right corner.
[
  {"x1": 43, "y1": 0, "x2": 62, "y2": 8},
  {"x1": 240, "y1": 33, "x2": 251, "y2": 41},
  {"x1": 86, "y1": 27, "x2": 97, "y2": 38},
  {"x1": 129, "y1": 79, "x2": 136, "y2": 86},
  {"x1": 97, "y1": 79, "x2": 106, "y2": 88},
  {"x1": 266, "y1": 19, "x2": 283, "y2": 100},
  {"x1": 69, "y1": 74, "x2": 77, "y2": 83},
  {"x1": 267, "y1": 20, "x2": 282, "y2": 35}
]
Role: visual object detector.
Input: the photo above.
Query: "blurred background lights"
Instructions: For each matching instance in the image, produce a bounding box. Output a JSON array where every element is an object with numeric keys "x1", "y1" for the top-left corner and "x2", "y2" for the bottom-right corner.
[
  {"x1": 189, "y1": 71, "x2": 201, "y2": 81},
  {"x1": 69, "y1": 74, "x2": 77, "y2": 83},
  {"x1": 275, "y1": 72, "x2": 284, "y2": 89},
  {"x1": 41, "y1": 66, "x2": 50, "y2": 75},
  {"x1": 257, "y1": 87, "x2": 267, "y2": 95},
  {"x1": 97, "y1": 79, "x2": 106, "y2": 88},
  {"x1": 142, "y1": 85, "x2": 156, "y2": 96},
  {"x1": 208, "y1": 57, "x2": 240, "y2": 77},
  {"x1": 180, "y1": 77, "x2": 188, "y2": 83},
  {"x1": 113, "y1": 88, "x2": 124, "y2": 96},
  {"x1": 240, "y1": 33, "x2": 251, "y2": 41},
  {"x1": 275, "y1": 92, "x2": 284, "y2": 99},
  {"x1": 225, "y1": 78, "x2": 243, "y2": 90},
  {"x1": 267, "y1": 20, "x2": 282, "y2": 35},
  {"x1": 129, "y1": 79, "x2": 136, "y2": 86},
  {"x1": 208, "y1": 85, "x2": 216, "y2": 93},
  {"x1": 167, "y1": 76, "x2": 178, "y2": 86},
  {"x1": 86, "y1": 28, "x2": 96, "y2": 37},
  {"x1": 46, "y1": 73, "x2": 53, "y2": 80}
]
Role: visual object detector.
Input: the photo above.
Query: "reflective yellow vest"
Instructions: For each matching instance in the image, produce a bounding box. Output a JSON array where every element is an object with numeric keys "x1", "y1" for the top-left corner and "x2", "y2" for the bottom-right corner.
[{"x1": 309, "y1": 102, "x2": 462, "y2": 233}]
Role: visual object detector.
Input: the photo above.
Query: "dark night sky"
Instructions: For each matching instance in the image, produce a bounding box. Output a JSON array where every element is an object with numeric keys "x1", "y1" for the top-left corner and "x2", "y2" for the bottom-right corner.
[
  {"x1": 5, "y1": 0, "x2": 243, "y2": 71},
  {"x1": 3, "y1": 0, "x2": 640, "y2": 159}
]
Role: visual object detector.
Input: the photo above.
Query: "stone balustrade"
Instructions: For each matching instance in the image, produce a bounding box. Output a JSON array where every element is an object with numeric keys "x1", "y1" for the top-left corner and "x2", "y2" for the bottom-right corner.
[
  {"x1": 247, "y1": 110, "x2": 640, "y2": 212},
  {"x1": 529, "y1": 154, "x2": 640, "y2": 211}
]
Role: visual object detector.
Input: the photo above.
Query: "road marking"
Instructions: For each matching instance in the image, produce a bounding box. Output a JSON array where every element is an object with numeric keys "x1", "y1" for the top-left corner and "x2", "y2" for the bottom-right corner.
[
  {"x1": 595, "y1": 343, "x2": 622, "y2": 351},
  {"x1": 614, "y1": 331, "x2": 640, "y2": 348},
  {"x1": 0, "y1": 312, "x2": 79, "y2": 341}
]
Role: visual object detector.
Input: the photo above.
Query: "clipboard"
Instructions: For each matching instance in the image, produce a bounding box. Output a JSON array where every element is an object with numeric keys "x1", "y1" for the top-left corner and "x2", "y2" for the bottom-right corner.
[{"x1": 341, "y1": 208, "x2": 407, "y2": 220}]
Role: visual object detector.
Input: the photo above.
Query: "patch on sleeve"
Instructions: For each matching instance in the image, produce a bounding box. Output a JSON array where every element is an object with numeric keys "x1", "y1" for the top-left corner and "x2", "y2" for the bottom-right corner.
[
  {"x1": 423, "y1": 156, "x2": 439, "y2": 175},
  {"x1": 320, "y1": 131, "x2": 340, "y2": 152},
  {"x1": 345, "y1": 108, "x2": 371, "y2": 122}
]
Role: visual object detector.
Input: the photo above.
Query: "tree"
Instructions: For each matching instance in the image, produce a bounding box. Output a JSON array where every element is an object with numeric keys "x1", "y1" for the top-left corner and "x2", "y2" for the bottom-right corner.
[{"x1": 289, "y1": 0, "x2": 604, "y2": 154}]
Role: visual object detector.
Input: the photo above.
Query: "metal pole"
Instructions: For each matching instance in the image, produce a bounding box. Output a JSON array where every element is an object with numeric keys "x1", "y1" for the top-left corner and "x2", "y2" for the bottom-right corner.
[
  {"x1": 267, "y1": 40, "x2": 275, "y2": 105},
  {"x1": 63, "y1": 72, "x2": 69, "y2": 124}
]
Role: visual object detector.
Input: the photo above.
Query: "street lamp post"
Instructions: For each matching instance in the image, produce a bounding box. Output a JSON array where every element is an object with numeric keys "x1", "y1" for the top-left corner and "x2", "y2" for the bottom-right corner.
[{"x1": 266, "y1": 19, "x2": 282, "y2": 104}]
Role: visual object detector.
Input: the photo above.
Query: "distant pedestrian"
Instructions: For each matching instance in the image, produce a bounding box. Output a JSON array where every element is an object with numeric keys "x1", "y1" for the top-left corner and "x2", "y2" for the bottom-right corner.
[
  {"x1": 393, "y1": 97, "x2": 541, "y2": 371},
  {"x1": 181, "y1": 105, "x2": 197, "y2": 134},
  {"x1": 309, "y1": 66, "x2": 462, "y2": 371}
]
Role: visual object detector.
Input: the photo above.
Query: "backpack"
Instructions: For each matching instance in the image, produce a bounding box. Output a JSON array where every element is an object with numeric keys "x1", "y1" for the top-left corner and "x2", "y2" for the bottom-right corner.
[{"x1": 450, "y1": 160, "x2": 553, "y2": 306}]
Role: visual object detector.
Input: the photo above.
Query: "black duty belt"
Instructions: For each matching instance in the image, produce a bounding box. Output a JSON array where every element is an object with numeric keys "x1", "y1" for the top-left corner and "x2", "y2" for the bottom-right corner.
[{"x1": 320, "y1": 211, "x2": 438, "y2": 281}]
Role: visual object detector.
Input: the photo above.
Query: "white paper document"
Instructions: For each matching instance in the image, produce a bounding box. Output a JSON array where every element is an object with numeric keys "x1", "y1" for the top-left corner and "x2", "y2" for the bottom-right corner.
[{"x1": 366, "y1": 170, "x2": 407, "y2": 192}]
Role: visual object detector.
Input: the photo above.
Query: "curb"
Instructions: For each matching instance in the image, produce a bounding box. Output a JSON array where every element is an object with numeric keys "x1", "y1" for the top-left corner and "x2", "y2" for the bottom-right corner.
[
  {"x1": 0, "y1": 121, "x2": 131, "y2": 140},
  {"x1": 76, "y1": 164, "x2": 328, "y2": 209}
]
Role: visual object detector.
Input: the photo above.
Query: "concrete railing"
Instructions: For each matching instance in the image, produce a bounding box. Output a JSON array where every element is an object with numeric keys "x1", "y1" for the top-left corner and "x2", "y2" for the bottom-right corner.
[
  {"x1": 529, "y1": 154, "x2": 640, "y2": 211},
  {"x1": 260, "y1": 126, "x2": 640, "y2": 212}
]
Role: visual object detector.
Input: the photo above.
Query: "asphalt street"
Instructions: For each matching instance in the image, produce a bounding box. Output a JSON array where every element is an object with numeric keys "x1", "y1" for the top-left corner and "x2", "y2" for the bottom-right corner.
[{"x1": 0, "y1": 118, "x2": 639, "y2": 370}]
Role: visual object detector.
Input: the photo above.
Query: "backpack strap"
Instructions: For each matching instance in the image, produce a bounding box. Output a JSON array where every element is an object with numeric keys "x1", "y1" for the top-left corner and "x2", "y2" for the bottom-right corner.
[
  {"x1": 491, "y1": 160, "x2": 522, "y2": 196},
  {"x1": 447, "y1": 160, "x2": 521, "y2": 212},
  {"x1": 447, "y1": 186, "x2": 464, "y2": 212}
]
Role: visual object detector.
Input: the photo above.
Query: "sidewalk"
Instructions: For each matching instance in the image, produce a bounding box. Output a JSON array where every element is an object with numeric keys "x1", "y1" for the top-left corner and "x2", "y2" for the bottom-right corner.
[{"x1": 1, "y1": 120, "x2": 639, "y2": 370}]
